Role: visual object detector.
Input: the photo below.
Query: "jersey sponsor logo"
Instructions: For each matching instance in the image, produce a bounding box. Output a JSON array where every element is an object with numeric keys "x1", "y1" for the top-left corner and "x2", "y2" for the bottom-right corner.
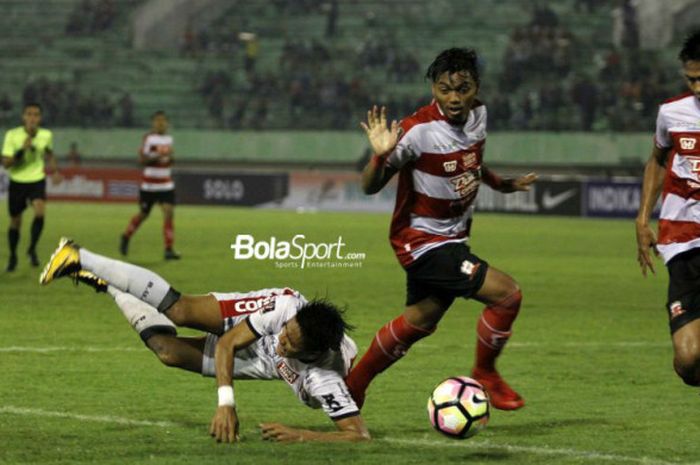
[
  {"x1": 443, "y1": 160, "x2": 457, "y2": 173},
  {"x1": 686, "y1": 156, "x2": 700, "y2": 174},
  {"x1": 233, "y1": 296, "x2": 277, "y2": 314},
  {"x1": 276, "y1": 361, "x2": 299, "y2": 384},
  {"x1": 670, "y1": 301, "x2": 686, "y2": 319},
  {"x1": 680, "y1": 137, "x2": 697, "y2": 151},
  {"x1": 462, "y1": 151, "x2": 477, "y2": 169},
  {"x1": 449, "y1": 170, "x2": 480, "y2": 199},
  {"x1": 542, "y1": 189, "x2": 578, "y2": 210}
]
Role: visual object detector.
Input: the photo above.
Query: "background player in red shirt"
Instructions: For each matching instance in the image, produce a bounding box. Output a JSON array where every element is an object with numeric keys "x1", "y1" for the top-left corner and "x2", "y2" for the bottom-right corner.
[
  {"x1": 120, "y1": 111, "x2": 179, "y2": 260},
  {"x1": 346, "y1": 48, "x2": 537, "y2": 410},
  {"x1": 636, "y1": 31, "x2": 700, "y2": 386}
]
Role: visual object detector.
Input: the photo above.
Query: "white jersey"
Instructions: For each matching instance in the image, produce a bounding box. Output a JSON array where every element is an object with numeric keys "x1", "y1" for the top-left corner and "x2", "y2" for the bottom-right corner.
[
  {"x1": 203, "y1": 288, "x2": 359, "y2": 420},
  {"x1": 140, "y1": 132, "x2": 174, "y2": 192},
  {"x1": 654, "y1": 92, "x2": 700, "y2": 263}
]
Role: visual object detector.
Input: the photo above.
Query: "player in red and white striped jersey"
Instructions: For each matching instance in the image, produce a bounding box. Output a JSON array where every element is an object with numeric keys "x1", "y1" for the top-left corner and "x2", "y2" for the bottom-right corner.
[
  {"x1": 346, "y1": 48, "x2": 537, "y2": 410},
  {"x1": 120, "y1": 111, "x2": 180, "y2": 260},
  {"x1": 637, "y1": 31, "x2": 700, "y2": 386}
]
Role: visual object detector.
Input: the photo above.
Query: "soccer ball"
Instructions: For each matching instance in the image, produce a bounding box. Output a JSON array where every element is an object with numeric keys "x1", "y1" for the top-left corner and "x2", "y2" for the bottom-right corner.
[{"x1": 427, "y1": 376, "x2": 490, "y2": 439}]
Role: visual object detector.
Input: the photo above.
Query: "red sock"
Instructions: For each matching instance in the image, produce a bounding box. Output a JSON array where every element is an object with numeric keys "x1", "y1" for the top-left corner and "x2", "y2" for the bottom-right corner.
[
  {"x1": 346, "y1": 315, "x2": 433, "y2": 402},
  {"x1": 475, "y1": 290, "x2": 522, "y2": 373},
  {"x1": 124, "y1": 215, "x2": 143, "y2": 238},
  {"x1": 164, "y1": 218, "x2": 174, "y2": 249}
]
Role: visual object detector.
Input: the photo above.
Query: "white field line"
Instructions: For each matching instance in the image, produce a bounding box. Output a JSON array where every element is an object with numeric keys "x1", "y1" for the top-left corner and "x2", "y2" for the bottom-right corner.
[
  {"x1": 0, "y1": 346, "x2": 141, "y2": 353},
  {"x1": 0, "y1": 406, "x2": 694, "y2": 465},
  {"x1": 381, "y1": 437, "x2": 694, "y2": 465},
  {"x1": 0, "y1": 406, "x2": 176, "y2": 428}
]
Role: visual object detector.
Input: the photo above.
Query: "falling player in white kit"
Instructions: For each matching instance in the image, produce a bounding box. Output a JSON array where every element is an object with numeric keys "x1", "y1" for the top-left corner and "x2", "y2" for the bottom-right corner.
[
  {"x1": 120, "y1": 111, "x2": 180, "y2": 260},
  {"x1": 39, "y1": 238, "x2": 369, "y2": 443},
  {"x1": 636, "y1": 31, "x2": 700, "y2": 386}
]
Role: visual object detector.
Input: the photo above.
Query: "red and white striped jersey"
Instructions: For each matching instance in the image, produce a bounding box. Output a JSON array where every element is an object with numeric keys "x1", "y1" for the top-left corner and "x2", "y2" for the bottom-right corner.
[
  {"x1": 384, "y1": 100, "x2": 487, "y2": 267},
  {"x1": 140, "y1": 132, "x2": 174, "y2": 192},
  {"x1": 654, "y1": 92, "x2": 700, "y2": 263}
]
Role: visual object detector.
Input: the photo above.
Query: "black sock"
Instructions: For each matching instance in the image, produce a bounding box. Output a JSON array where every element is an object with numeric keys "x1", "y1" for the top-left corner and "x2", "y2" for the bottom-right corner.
[
  {"x1": 8, "y1": 228, "x2": 19, "y2": 257},
  {"x1": 29, "y1": 217, "x2": 44, "y2": 252}
]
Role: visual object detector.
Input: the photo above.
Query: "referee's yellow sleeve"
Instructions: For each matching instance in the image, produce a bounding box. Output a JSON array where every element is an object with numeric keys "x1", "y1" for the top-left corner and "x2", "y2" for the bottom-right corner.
[{"x1": 2, "y1": 131, "x2": 14, "y2": 157}]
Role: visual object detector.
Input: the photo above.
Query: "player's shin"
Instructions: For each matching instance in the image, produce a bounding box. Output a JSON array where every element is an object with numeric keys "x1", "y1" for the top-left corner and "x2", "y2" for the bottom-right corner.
[
  {"x1": 79, "y1": 248, "x2": 181, "y2": 311},
  {"x1": 109, "y1": 286, "x2": 177, "y2": 344},
  {"x1": 474, "y1": 290, "x2": 522, "y2": 372},
  {"x1": 346, "y1": 315, "x2": 433, "y2": 407}
]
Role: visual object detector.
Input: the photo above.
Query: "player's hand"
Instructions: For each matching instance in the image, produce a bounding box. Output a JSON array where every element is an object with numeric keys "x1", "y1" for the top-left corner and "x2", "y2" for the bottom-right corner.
[
  {"x1": 510, "y1": 172, "x2": 537, "y2": 192},
  {"x1": 259, "y1": 422, "x2": 303, "y2": 443},
  {"x1": 209, "y1": 406, "x2": 240, "y2": 443},
  {"x1": 360, "y1": 105, "x2": 399, "y2": 158},
  {"x1": 636, "y1": 221, "x2": 659, "y2": 277},
  {"x1": 51, "y1": 172, "x2": 64, "y2": 185}
]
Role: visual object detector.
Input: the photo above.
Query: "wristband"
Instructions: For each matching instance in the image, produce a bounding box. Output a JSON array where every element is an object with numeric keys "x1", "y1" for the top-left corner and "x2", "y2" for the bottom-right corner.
[
  {"x1": 371, "y1": 153, "x2": 388, "y2": 169},
  {"x1": 218, "y1": 386, "x2": 235, "y2": 407}
]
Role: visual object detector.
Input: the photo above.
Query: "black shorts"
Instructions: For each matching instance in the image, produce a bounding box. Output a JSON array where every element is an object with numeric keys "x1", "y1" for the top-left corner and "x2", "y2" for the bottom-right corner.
[
  {"x1": 667, "y1": 248, "x2": 700, "y2": 334},
  {"x1": 139, "y1": 189, "x2": 175, "y2": 214},
  {"x1": 8, "y1": 179, "x2": 46, "y2": 216},
  {"x1": 405, "y1": 242, "x2": 489, "y2": 308}
]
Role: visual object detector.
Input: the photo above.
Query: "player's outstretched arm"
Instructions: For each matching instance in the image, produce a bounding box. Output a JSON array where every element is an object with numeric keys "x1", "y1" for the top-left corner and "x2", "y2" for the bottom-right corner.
[
  {"x1": 209, "y1": 322, "x2": 259, "y2": 443},
  {"x1": 636, "y1": 145, "x2": 669, "y2": 277},
  {"x1": 360, "y1": 105, "x2": 398, "y2": 194},
  {"x1": 482, "y1": 165, "x2": 537, "y2": 193},
  {"x1": 260, "y1": 414, "x2": 371, "y2": 443}
]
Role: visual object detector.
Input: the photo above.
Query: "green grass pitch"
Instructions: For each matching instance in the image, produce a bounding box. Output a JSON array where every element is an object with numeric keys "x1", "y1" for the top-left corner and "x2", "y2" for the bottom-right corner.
[{"x1": 0, "y1": 202, "x2": 698, "y2": 465}]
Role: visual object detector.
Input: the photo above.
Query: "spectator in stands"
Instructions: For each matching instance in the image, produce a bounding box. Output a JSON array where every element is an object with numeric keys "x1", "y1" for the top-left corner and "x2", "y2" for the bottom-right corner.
[
  {"x1": 0, "y1": 94, "x2": 13, "y2": 125},
  {"x1": 66, "y1": 142, "x2": 82, "y2": 166},
  {"x1": 571, "y1": 76, "x2": 599, "y2": 130},
  {"x1": 118, "y1": 93, "x2": 134, "y2": 127}
]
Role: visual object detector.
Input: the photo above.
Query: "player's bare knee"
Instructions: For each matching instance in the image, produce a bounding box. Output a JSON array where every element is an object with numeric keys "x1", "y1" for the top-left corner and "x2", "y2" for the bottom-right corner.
[
  {"x1": 674, "y1": 352, "x2": 700, "y2": 386},
  {"x1": 164, "y1": 297, "x2": 189, "y2": 326},
  {"x1": 147, "y1": 335, "x2": 183, "y2": 368}
]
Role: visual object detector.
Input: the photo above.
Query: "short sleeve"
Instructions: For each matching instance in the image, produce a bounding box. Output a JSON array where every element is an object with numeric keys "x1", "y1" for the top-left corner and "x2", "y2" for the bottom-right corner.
[
  {"x1": 246, "y1": 295, "x2": 304, "y2": 337},
  {"x1": 2, "y1": 131, "x2": 15, "y2": 157},
  {"x1": 305, "y1": 371, "x2": 359, "y2": 420},
  {"x1": 45, "y1": 131, "x2": 53, "y2": 152},
  {"x1": 654, "y1": 106, "x2": 672, "y2": 149},
  {"x1": 385, "y1": 123, "x2": 418, "y2": 170}
]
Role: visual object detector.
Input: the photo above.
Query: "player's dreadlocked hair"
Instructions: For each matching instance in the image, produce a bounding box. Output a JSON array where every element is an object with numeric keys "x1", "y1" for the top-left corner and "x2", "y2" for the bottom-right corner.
[
  {"x1": 425, "y1": 48, "x2": 480, "y2": 86},
  {"x1": 296, "y1": 299, "x2": 354, "y2": 352},
  {"x1": 679, "y1": 30, "x2": 700, "y2": 62}
]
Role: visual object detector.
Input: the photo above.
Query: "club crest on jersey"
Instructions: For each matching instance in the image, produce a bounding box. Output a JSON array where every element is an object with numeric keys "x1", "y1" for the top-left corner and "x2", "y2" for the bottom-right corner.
[
  {"x1": 460, "y1": 259, "x2": 480, "y2": 279},
  {"x1": 670, "y1": 301, "x2": 686, "y2": 319},
  {"x1": 680, "y1": 137, "x2": 697, "y2": 151},
  {"x1": 276, "y1": 361, "x2": 299, "y2": 384},
  {"x1": 443, "y1": 160, "x2": 458, "y2": 173}
]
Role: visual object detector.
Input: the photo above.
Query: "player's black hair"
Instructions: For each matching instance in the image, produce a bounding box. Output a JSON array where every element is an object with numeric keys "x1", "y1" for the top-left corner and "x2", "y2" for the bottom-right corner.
[
  {"x1": 425, "y1": 48, "x2": 480, "y2": 86},
  {"x1": 23, "y1": 101, "x2": 42, "y2": 112},
  {"x1": 679, "y1": 30, "x2": 700, "y2": 62},
  {"x1": 152, "y1": 110, "x2": 167, "y2": 119},
  {"x1": 296, "y1": 299, "x2": 354, "y2": 353}
]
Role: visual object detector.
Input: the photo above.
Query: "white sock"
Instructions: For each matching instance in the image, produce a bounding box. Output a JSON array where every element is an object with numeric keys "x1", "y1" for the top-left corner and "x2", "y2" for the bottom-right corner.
[
  {"x1": 80, "y1": 248, "x2": 179, "y2": 312},
  {"x1": 110, "y1": 286, "x2": 177, "y2": 342}
]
